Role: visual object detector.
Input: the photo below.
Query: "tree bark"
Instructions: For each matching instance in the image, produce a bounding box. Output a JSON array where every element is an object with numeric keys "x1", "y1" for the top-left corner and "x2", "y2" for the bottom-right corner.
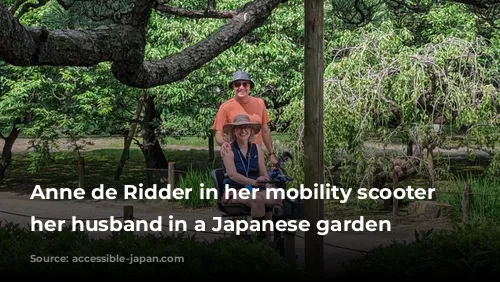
[
  {"x1": 304, "y1": 0, "x2": 325, "y2": 276},
  {"x1": 427, "y1": 145, "x2": 435, "y2": 189},
  {"x1": 140, "y1": 95, "x2": 168, "y2": 184},
  {"x1": 0, "y1": 122, "x2": 20, "y2": 179}
]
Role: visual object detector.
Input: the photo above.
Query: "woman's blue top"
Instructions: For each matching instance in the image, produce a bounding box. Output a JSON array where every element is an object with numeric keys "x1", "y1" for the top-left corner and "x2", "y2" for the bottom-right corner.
[{"x1": 223, "y1": 141, "x2": 260, "y2": 192}]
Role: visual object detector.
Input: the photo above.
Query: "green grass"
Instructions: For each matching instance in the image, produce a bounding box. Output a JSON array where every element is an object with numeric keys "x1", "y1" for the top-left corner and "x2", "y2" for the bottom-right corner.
[
  {"x1": 436, "y1": 173, "x2": 500, "y2": 224},
  {"x1": 163, "y1": 136, "x2": 211, "y2": 147},
  {"x1": 176, "y1": 167, "x2": 217, "y2": 208},
  {"x1": 1, "y1": 148, "x2": 223, "y2": 204}
]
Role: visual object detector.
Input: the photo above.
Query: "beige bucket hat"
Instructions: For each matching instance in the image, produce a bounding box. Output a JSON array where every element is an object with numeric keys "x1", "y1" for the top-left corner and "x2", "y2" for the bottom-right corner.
[{"x1": 223, "y1": 115, "x2": 261, "y2": 135}]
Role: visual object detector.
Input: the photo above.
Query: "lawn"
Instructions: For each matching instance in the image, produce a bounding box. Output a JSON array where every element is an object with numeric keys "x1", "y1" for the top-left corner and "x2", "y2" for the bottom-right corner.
[{"x1": 2, "y1": 148, "x2": 222, "y2": 203}]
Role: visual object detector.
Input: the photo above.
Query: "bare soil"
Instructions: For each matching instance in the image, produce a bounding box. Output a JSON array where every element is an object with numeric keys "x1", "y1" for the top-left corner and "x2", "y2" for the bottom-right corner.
[{"x1": 2, "y1": 137, "x2": 212, "y2": 153}]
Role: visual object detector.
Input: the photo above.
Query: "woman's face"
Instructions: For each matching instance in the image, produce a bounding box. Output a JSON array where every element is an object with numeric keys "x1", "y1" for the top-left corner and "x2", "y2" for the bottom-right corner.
[{"x1": 234, "y1": 125, "x2": 252, "y2": 141}]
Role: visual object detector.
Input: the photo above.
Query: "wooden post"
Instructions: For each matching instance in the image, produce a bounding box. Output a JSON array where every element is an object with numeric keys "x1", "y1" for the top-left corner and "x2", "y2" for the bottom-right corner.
[
  {"x1": 208, "y1": 132, "x2": 214, "y2": 161},
  {"x1": 284, "y1": 231, "x2": 296, "y2": 267},
  {"x1": 392, "y1": 172, "x2": 399, "y2": 216},
  {"x1": 78, "y1": 157, "x2": 85, "y2": 189},
  {"x1": 304, "y1": 0, "x2": 324, "y2": 277},
  {"x1": 168, "y1": 162, "x2": 176, "y2": 188},
  {"x1": 462, "y1": 184, "x2": 471, "y2": 224},
  {"x1": 429, "y1": 189, "x2": 436, "y2": 201},
  {"x1": 124, "y1": 205, "x2": 134, "y2": 220}
]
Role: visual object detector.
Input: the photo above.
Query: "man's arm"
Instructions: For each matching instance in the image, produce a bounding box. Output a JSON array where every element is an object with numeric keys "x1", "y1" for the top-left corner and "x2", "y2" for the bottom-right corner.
[
  {"x1": 215, "y1": 130, "x2": 226, "y2": 146},
  {"x1": 212, "y1": 105, "x2": 231, "y2": 155},
  {"x1": 257, "y1": 98, "x2": 278, "y2": 164},
  {"x1": 261, "y1": 124, "x2": 279, "y2": 165},
  {"x1": 257, "y1": 145, "x2": 270, "y2": 178},
  {"x1": 261, "y1": 124, "x2": 274, "y2": 154}
]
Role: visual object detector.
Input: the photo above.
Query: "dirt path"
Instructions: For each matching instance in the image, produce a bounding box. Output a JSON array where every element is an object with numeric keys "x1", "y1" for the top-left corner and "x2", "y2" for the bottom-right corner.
[
  {"x1": 0, "y1": 191, "x2": 451, "y2": 277},
  {"x1": 4, "y1": 137, "x2": 492, "y2": 159}
]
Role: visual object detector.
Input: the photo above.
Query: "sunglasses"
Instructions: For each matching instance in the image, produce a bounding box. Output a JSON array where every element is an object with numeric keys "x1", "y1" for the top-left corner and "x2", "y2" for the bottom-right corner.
[{"x1": 233, "y1": 82, "x2": 250, "y2": 88}]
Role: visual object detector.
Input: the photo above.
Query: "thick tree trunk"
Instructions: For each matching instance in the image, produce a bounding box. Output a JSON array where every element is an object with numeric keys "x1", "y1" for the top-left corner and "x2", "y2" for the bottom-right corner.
[
  {"x1": 0, "y1": 124, "x2": 20, "y2": 179},
  {"x1": 140, "y1": 95, "x2": 168, "y2": 185}
]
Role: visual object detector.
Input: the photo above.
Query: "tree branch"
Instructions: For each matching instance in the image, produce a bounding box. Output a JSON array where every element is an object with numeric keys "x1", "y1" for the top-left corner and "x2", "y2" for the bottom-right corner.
[
  {"x1": 55, "y1": 0, "x2": 78, "y2": 10},
  {"x1": 12, "y1": 0, "x2": 48, "y2": 19},
  {"x1": 10, "y1": 0, "x2": 27, "y2": 15},
  {"x1": 0, "y1": 19, "x2": 144, "y2": 66},
  {"x1": 155, "y1": 0, "x2": 236, "y2": 19},
  {"x1": 0, "y1": 0, "x2": 283, "y2": 89},
  {"x1": 451, "y1": 0, "x2": 500, "y2": 9},
  {"x1": 111, "y1": 0, "x2": 284, "y2": 88},
  {"x1": 0, "y1": 0, "x2": 154, "y2": 66}
]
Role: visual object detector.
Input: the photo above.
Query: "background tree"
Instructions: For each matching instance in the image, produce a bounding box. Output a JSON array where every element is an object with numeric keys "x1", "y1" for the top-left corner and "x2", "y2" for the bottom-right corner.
[{"x1": 0, "y1": 0, "x2": 288, "y2": 174}]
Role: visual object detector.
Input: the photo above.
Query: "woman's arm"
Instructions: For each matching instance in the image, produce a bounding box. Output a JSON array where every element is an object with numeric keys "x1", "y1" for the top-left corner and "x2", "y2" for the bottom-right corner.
[{"x1": 223, "y1": 148, "x2": 258, "y2": 186}]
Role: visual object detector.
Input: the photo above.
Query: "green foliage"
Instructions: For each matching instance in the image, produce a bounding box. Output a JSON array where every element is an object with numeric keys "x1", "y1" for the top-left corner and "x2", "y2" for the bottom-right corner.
[
  {"x1": 0, "y1": 222, "x2": 296, "y2": 278},
  {"x1": 4, "y1": 0, "x2": 500, "y2": 195},
  {"x1": 146, "y1": 0, "x2": 307, "y2": 137},
  {"x1": 0, "y1": 148, "x2": 222, "y2": 196},
  {"x1": 341, "y1": 223, "x2": 500, "y2": 278},
  {"x1": 285, "y1": 17, "x2": 500, "y2": 188},
  {"x1": 176, "y1": 167, "x2": 217, "y2": 208},
  {"x1": 0, "y1": 3, "x2": 143, "y2": 173},
  {"x1": 0, "y1": 63, "x2": 141, "y2": 172},
  {"x1": 437, "y1": 174, "x2": 500, "y2": 224},
  {"x1": 485, "y1": 152, "x2": 500, "y2": 180}
]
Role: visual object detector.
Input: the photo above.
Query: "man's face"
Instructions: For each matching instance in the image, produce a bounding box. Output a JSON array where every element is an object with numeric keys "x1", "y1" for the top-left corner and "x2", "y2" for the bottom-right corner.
[{"x1": 232, "y1": 80, "x2": 251, "y2": 99}]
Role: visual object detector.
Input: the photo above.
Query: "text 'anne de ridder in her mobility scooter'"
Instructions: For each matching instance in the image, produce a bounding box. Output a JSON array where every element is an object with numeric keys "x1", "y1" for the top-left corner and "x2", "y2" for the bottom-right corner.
[{"x1": 221, "y1": 114, "x2": 284, "y2": 222}]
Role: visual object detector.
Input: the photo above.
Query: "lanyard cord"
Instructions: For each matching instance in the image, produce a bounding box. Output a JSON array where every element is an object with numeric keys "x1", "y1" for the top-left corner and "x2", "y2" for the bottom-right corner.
[{"x1": 236, "y1": 144, "x2": 251, "y2": 177}]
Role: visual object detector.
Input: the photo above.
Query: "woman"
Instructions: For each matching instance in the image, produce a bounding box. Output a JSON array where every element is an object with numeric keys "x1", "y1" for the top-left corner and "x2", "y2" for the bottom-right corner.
[{"x1": 221, "y1": 114, "x2": 283, "y2": 219}]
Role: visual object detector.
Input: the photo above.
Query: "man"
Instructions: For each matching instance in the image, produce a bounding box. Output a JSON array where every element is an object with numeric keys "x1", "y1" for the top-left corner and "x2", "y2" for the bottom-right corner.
[{"x1": 212, "y1": 70, "x2": 279, "y2": 166}]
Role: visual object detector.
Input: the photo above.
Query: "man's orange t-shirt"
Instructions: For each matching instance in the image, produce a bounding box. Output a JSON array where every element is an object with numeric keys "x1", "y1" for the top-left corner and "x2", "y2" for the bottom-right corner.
[{"x1": 212, "y1": 96, "x2": 269, "y2": 146}]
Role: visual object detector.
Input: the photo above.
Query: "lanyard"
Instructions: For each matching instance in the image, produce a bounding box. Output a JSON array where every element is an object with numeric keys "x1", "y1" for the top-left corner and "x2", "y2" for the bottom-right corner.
[{"x1": 236, "y1": 145, "x2": 251, "y2": 177}]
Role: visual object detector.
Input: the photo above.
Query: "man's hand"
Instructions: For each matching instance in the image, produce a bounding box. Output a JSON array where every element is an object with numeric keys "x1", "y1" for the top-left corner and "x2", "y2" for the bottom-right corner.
[
  {"x1": 220, "y1": 141, "x2": 231, "y2": 158},
  {"x1": 269, "y1": 154, "x2": 279, "y2": 167}
]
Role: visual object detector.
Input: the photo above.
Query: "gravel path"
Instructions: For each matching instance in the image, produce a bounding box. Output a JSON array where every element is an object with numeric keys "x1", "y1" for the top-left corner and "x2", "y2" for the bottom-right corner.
[{"x1": 1, "y1": 137, "x2": 494, "y2": 158}]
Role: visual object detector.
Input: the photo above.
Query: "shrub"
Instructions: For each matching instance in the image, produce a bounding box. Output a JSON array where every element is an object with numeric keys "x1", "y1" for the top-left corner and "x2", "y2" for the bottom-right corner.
[
  {"x1": 437, "y1": 174, "x2": 500, "y2": 224},
  {"x1": 340, "y1": 223, "x2": 500, "y2": 279},
  {"x1": 0, "y1": 222, "x2": 297, "y2": 279},
  {"x1": 176, "y1": 167, "x2": 216, "y2": 208}
]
